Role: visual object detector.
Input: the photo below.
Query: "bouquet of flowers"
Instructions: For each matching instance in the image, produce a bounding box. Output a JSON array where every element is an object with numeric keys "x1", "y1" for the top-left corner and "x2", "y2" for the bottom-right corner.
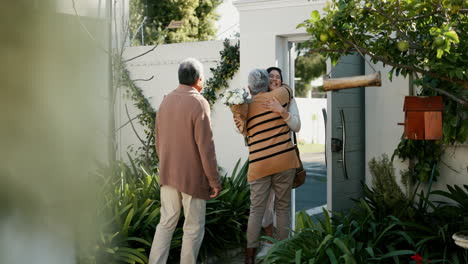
[{"x1": 220, "y1": 87, "x2": 251, "y2": 135}]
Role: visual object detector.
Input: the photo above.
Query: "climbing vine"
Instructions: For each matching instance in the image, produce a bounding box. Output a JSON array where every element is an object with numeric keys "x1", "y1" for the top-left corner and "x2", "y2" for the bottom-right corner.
[
  {"x1": 202, "y1": 39, "x2": 240, "y2": 107},
  {"x1": 115, "y1": 56, "x2": 158, "y2": 172}
]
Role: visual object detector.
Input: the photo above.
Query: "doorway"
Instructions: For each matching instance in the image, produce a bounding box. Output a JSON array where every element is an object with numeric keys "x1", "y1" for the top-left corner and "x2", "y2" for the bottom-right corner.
[
  {"x1": 285, "y1": 40, "x2": 366, "y2": 229},
  {"x1": 287, "y1": 42, "x2": 328, "y2": 224}
]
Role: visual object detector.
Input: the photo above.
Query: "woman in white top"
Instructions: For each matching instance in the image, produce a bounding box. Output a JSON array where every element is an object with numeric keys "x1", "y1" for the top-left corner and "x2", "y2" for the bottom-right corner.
[{"x1": 260, "y1": 66, "x2": 301, "y2": 238}]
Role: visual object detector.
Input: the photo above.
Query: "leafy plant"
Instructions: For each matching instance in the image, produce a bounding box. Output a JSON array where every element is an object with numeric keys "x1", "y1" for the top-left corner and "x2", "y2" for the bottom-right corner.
[
  {"x1": 259, "y1": 208, "x2": 414, "y2": 264},
  {"x1": 202, "y1": 39, "x2": 240, "y2": 107},
  {"x1": 77, "y1": 160, "x2": 161, "y2": 264},
  {"x1": 199, "y1": 158, "x2": 251, "y2": 261},
  {"x1": 78, "y1": 158, "x2": 250, "y2": 264},
  {"x1": 259, "y1": 156, "x2": 468, "y2": 263},
  {"x1": 367, "y1": 155, "x2": 409, "y2": 218}
]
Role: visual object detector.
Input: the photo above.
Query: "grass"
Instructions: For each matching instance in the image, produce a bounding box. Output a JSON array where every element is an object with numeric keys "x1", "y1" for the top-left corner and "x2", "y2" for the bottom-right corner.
[{"x1": 298, "y1": 143, "x2": 325, "y2": 153}]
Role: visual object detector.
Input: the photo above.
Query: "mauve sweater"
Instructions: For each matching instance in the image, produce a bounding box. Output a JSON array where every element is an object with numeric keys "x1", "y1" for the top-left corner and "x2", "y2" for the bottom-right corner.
[{"x1": 155, "y1": 85, "x2": 221, "y2": 200}]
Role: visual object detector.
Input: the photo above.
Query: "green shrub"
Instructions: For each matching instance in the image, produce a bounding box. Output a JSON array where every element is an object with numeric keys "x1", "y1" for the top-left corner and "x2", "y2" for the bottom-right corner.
[
  {"x1": 259, "y1": 156, "x2": 468, "y2": 263},
  {"x1": 77, "y1": 160, "x2": 161, "y2": 264},
  {"x1": 367, "y1": 155, "x2": 410, "y2": 219},
  {"x1": 77, "y1": 158, "x2": 250, "y2": 264},
  {"x1": 199, "y1": 158, "x2": 250, "y2": 260},
  {"x1": 259, "y1": 208, "x2": 414, "y2": 264}
]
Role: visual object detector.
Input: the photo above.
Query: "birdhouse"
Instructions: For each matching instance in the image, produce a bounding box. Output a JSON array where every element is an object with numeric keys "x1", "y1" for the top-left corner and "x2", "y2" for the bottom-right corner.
[{"x1": 398, "y1": 96, "x2": 443, "y2": 140}]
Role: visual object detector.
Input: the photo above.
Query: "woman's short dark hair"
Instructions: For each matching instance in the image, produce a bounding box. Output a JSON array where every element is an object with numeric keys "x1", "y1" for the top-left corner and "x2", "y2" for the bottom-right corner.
[{"x1": 266, "y1": 67, "x2": 283, "y2": 82}]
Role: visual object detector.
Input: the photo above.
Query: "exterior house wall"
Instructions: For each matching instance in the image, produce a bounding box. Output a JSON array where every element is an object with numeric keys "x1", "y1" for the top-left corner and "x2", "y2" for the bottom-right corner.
[
  {"x1": 364, "y1": 62, "x2": 411, "y2": 186},
  {"x1": 121, "y1": 40, "x2": 248, "y2": 174},
  {"x1": 365, "y1": 63, "x2": 468, "y2": 190},
  {"x1": 235, "y1": 0, "x2": 327, "y2": 85},
  {"x1": 234, "y1": 0, "x2": 468, "y2": 189}
]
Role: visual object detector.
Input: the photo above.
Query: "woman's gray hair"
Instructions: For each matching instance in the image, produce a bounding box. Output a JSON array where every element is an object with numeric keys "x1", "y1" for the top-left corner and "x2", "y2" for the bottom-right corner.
[
  {"x1": 248, "y1": 69, "x2": 269, "y2": 95},
  {"x1": 178, "y1": 58, "x2": 204, "y2": 86}
]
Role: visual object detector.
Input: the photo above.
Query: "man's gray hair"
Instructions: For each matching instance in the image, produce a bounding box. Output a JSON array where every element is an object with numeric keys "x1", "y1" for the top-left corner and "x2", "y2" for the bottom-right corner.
[
  {"x1": 248, "y1": 69, "x2": 269, "y2": 95},
  {"x1": 178, "y1": 58, "x2": 204, "y2": 86}
]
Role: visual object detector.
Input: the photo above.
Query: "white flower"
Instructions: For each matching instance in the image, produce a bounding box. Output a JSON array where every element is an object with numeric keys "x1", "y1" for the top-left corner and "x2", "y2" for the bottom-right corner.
[{"x1": 221, "y1": 87, "x2": 251, "y2": 106}]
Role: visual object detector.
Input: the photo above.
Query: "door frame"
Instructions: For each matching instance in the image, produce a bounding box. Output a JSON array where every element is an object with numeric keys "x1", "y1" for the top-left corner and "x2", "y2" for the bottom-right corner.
[{"x1": 276, "y1": 34, "x2": 331, "y2": 229}]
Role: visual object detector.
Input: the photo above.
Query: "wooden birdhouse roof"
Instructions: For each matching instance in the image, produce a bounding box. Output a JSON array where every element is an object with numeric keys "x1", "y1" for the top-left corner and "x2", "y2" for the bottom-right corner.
[{"x1": 403, "y1": 96, "x2": 443, "y2": 111}]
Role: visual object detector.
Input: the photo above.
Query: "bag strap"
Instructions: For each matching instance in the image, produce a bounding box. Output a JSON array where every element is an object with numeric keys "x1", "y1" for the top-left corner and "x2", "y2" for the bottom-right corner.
[{"x1": 292, "y1": 132, "x2": 303, "y2": 167}]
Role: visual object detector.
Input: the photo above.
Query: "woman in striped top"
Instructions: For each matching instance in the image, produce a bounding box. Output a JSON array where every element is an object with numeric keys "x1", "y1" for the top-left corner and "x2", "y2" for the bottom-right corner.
[
  {"x1": 260, "y1": 67, "x2": 302, "y2": 239},
  {"x1": 243, "y1": 69, "x2": 300, "y2": 264}
]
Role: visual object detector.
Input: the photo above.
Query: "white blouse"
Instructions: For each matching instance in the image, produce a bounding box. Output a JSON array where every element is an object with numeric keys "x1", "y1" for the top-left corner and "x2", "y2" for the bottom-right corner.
[{"x1": 284, "y1": 97, "x2": 301, "y2": 133}]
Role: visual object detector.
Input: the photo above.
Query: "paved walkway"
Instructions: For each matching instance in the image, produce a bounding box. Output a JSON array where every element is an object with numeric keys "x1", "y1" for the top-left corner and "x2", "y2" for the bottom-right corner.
[{"x1": 295, "y1": 152, "x2": 326, "y2": 213}]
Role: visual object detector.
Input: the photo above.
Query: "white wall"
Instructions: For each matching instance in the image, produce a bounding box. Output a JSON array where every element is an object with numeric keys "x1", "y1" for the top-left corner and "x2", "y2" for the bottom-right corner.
[
  {"x1": 364, "y1": 62, "x2": 410, "y2": 186},
  {"x1": 364, "y1": 62, "x2": 468, "y2": 189},
  {"x1": 55, "y1": 0, "x2": 128, "y2": 19},
  {"x1": 435, "y1": 146, "x2": 468, "y2": 190},
  {"x1": 56, "y1": 0, "x2": 130, "y2": 48},
  {"x1": 121, "y1": 40, "x2": 248, "y2": 175},
  {"x1": 234, "y1": 0, "x2": 326, "y2": 84},
  {"x1": 296, "y1": 98, "x2": 327, "y2": 144}
]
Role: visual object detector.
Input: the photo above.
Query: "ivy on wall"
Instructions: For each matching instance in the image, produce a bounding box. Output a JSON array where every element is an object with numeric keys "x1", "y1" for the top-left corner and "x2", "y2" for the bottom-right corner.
[
  {"x1": 202, "y1": 39, "x2": 240, "y2": 107},
  {"x1": 118, "y1": 57, "x2": 159, "y2": 172}
]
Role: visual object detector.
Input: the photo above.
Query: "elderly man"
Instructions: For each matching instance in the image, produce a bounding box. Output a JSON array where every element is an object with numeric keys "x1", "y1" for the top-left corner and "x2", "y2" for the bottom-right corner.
[
  {"x1": 243, "y1": 69, "x2": 300, "y2": 264},
  {"x1": 149, "y1": 58, "x2": 221, "y2": 264}
]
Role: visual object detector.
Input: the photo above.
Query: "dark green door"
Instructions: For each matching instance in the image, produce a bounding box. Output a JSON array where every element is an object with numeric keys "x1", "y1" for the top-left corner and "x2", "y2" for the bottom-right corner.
[{"x1": 327, "y1": 54, "x2": 366, "y2": 212}]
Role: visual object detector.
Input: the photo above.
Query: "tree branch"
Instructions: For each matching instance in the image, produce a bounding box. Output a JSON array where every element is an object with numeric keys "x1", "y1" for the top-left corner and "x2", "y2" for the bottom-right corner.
[
  {"x1": 125, "y1": 104, "x2": 146, "y2": 146},
  {"x1": 398, "y1": 10, "x2": 440, "y2": 21},
  {"x1": 115, "y1": 113, "x2": 143, "y2": 132},
  {"x1": 123, "y1": 45, "x2": 157, "y2": 63},
  {"x1": 132, "y1": 75, "x2": 154, "y2": 82},
  {"x1": 368, "y1": 7, "x2": 422, "y2": 49},
  {"x1": 422, "y1": 86, "x2": 467, "y2": 106},
  {"x1": 307, "y1": 48, "x2": 350, "y2": 54},
  {"x1": 333, "y1": 30, "x2": 468, "y2": 89},
  {"x1": 71, "y1": 0, "x2": 109, "y2": 54},
  {"x1": 412, "y1": 72, "x2": 467, "y2": 106}
]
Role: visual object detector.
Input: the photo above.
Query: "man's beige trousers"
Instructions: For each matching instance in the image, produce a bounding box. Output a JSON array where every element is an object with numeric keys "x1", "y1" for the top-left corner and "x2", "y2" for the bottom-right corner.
[{"x1": 148, "y1": 185, "x2": 206, "y2": 264}]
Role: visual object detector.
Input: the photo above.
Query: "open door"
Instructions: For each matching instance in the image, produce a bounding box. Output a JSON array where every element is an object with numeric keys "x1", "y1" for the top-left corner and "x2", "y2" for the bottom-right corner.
[
  {"x1": 326, "y1": 54, "x2": 366, "y2": 212},
  {"x1": 286, "y1": 42, "x2": 328, "y2": 229}
]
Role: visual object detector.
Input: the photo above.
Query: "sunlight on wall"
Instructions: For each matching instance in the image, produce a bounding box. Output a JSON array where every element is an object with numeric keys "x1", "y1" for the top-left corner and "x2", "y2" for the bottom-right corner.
[{"x1": 0, "y1": 2, "x2": 111, "y2": 263}]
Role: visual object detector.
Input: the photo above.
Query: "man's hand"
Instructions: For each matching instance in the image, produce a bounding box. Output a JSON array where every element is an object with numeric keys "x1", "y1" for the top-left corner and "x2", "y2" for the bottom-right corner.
[{"x1": 210, "y1": 186, "x2": 221, "y2": 198}]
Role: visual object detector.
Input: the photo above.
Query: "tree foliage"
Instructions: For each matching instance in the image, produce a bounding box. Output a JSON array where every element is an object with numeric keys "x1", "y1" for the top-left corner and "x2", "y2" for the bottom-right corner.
[
  {"x1": 295, "y1": 50, "x2": 326, "y2": 97},
  {"x1": 299, "y1": 0, "x2": 467, "y2": 92},
  {"x1": 299, "y1": 0, "x2": 467, "y2": 182},
  {"x1": 129, "y1": 0, "x2": 222, "y2": 45}
]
